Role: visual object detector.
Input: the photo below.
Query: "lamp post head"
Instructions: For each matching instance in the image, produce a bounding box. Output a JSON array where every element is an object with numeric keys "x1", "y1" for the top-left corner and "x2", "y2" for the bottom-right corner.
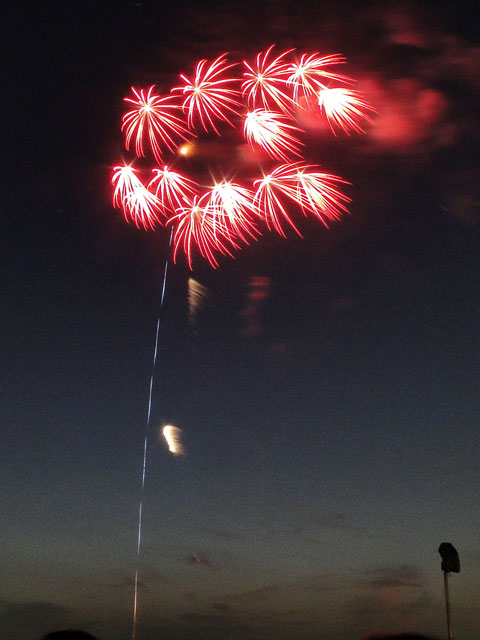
[{"x1": 438, "y1": 542, "x2": 460, "y2": 573}]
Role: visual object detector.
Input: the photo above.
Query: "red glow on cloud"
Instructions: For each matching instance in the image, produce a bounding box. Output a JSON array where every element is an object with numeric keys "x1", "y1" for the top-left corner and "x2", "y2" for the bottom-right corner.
[{"x1": 365, "y1": 78, "x2": 452, "y2": 150}]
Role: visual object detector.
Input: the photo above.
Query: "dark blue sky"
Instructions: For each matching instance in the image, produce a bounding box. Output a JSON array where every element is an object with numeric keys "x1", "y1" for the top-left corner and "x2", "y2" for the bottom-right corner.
[{"x1": 2, "y1": 1, "x2": 480, "y2": 639}]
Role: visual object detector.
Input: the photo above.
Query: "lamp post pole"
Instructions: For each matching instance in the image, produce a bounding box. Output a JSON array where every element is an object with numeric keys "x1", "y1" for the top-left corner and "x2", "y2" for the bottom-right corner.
[
  {"x1": 438, "y1": 543, "x2": 460, "y2": 640},
  {"x1": 443, "y1": 570, "x2": 453, "y2": 640}
]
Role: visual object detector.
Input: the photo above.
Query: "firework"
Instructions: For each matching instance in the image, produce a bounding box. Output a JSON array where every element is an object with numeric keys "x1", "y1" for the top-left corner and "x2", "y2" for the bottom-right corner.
[
  {"x1": 205, "y1": 180, "x2": 259, "y2": 242},
  {"x1": 293, "y1": 164, "x2": 350, "y2": 223},
  {"x1": 172, "y1": 54, "x2": 241, "y2": 134},
  {"x1": 253, "y1": 165, "x2": 301, "y2": 236},
  {"x1": 169, "y1": 196, "x2": 240, "y2": 269},
  {"x1": 242, "y1": 45, "x2": 295, "y2": 114},
  {"x1": 113, "y1": 46, "x2": 373, "y2": 268},
  {"x1": 253, "y1": 163, "x2": 349, "y2": 235},
  {"x1": 148, "y1": 166, "x2": 198, "y2": 213},
  {"x1": 318, "y1": 87, "x2": 374, "y2": 134},
  {"x1": 244, "y1": 109, "x2": 303, "y2": 161},
  {"x1": 112, "y1": 165, "x2": 162, "y2": 230},
  {"x1": 287, "y1": 53, "x2": 348, "y2": 103},
  {"x1": 122, "y1": 87, "x2": 192, "y2": 163}
]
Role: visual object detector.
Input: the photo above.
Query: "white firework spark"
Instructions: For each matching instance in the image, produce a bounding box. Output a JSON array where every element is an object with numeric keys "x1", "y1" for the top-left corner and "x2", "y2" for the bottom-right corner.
[{"x1": 162, "y1": 425, "x2": 185, "y2": 456}]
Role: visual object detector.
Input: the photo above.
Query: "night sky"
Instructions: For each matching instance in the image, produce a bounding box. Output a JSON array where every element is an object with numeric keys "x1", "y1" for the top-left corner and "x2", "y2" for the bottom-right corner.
[{"x1": 3, "y1": 1, "x2": 480, "y2": 639}]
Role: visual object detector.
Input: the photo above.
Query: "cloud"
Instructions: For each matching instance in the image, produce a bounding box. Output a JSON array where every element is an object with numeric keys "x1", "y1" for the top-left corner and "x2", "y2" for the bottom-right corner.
[
  {"x1": 422, "y1": 34, "x2": 480, "y2": 88},
  {"x1": 211, "y1": 601, "x2": 235, "y2": 615},
  {"x1": 206, "y1": 586, "x2": 280, "y2": 619},
  {"x1": 293, "y1": 4, "x2": 477, "y2": 158},
  {"x1": 351, "y1": 565, "x2": 431, "y2": 617},
  {"x1": 283, "y1": 506, "x2": 365, "y2": 540},
  {"x1": 360, "y1": 5, "x2": 480, "y2": 155},
  {"x1": 229, "y1": 585, "x2": 279, "y2": 603},
  {"x1": 361, "y1": 76, "x2": 453, "y2": 152},
  {"x1": 175, "y1": 610, "x2": 256, "y2": 640},
  {"x1": 366, "y1": 566, "x2": 423, "y2": 591},
  {"x1": 301, "y1": 572, "x2": 346, "y2": 593},
  {"x1": 198, "y1": 525, "x2": 246, "y2": 542},
  {"x1": 86, "y1": 567, "x2": 169, "y2": 595},
  {"x1": 346, "y1": 566, "x2": 435, "y2": 637},
  {"x1": 172, "y1": 584, "x2": 300, "y2": 640},
  {"x1": 266, "y1": 341, "x2": 295, "y2": 358},
  {"x1": 315, "y1": 511, "x2": 364, "y2": 533},
  {"x1": 381, "y1": 4, "x2": 430, "y2": 47},
  {"x1": 182, "y1": 553, "x2": 218, "y2": 571}
]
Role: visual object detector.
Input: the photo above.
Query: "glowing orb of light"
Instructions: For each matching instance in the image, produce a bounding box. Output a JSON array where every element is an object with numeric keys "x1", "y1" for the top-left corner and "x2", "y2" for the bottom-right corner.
[{"x1": 162, "y1": 425, "x2": 185, "y2": 456}]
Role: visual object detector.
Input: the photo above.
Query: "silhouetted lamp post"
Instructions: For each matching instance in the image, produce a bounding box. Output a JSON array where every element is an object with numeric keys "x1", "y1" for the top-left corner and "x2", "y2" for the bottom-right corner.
[{"x1": 438, "y1": 543, "x2": 460, "y2": 640}]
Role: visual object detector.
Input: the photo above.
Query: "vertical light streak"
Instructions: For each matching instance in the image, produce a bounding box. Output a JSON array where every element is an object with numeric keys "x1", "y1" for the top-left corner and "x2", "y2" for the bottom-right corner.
[{"x1": 131, "y1": 228, "x2": 173, "y2": 640}]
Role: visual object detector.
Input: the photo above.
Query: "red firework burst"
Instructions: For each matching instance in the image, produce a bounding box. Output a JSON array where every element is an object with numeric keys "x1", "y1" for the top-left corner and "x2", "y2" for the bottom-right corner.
[
  {"x1": 172, "y1": 54, "x2": 242, "y2": 134},
  {"x1": 168, "y1": 196, "x2": 240, "y2": 269},
  {"x1": 244, "y1": 109, "x2": 303, "y2": 161},
  {"x1": 112, "y1": 165, "x2": 162, "y2": 230},
  {"x1": 318, "y1": 87, "x2": 375, "y2": 134},
  {"x1": 242, "y1": 45, "x2": 295, "y2": 114},
  {"x1": 253, "y1": 169, "x2": 300, "y2": 237},
  {"x1": 253, "y1": 163, "x2": 349, "y2": 236},
  {"x1": 148, "y1": 166, "x2": 198, "y2": 214},
  {"x1": 292, "y1": 164, "x2": 351, "y2": 223},
  {"x1": 287, "y1": 53, "x2": 348, "y2": 103},
  {"x1": 122, "y1": 87, "x2": 192, "y2": 163},
  {"x1": 204, "y1": 181, "x2": 260, "y2": 243}
]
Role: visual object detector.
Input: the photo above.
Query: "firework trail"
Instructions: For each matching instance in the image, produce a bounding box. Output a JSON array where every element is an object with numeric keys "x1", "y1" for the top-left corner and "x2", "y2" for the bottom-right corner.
[{"x1": 131, "y1": 228, "x2": 173, "y2": 640}]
